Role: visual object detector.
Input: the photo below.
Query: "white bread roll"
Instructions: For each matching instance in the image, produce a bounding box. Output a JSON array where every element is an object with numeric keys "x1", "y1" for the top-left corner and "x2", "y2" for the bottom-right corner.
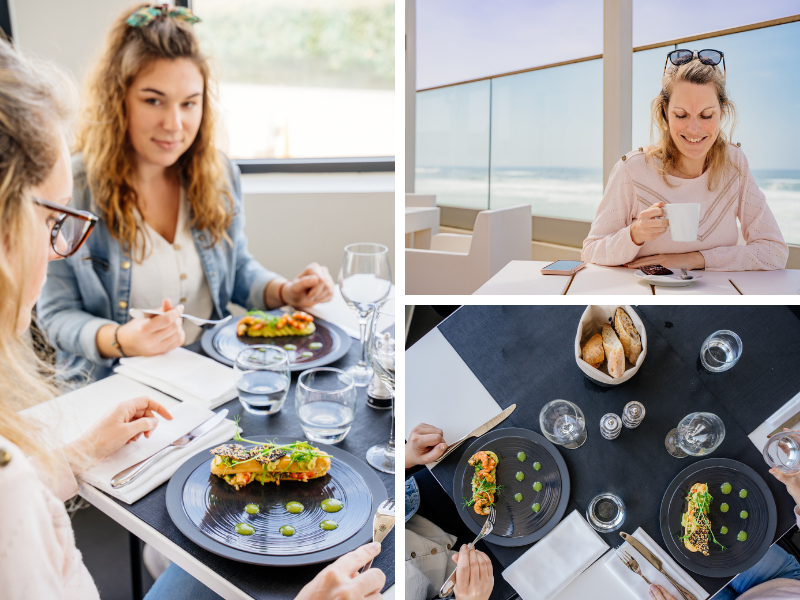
[
  {"x1": 581, "y1": 333, "x2": 605, "y2": 368},
  {"x1": 614, "y1": 307, "x2": 642, "y2": 364},
  {"x1": 602, "y1": 324, "x2": 625, "y2": 379}
]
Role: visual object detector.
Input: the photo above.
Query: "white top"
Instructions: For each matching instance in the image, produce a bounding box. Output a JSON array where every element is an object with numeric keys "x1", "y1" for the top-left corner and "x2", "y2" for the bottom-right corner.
[{"x1": 130, "y1": 191, "x2": 214, "y2": 344}]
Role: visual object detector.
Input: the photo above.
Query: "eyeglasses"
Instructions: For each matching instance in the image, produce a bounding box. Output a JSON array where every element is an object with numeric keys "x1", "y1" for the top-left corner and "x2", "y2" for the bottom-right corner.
[
  {"x1": 663, "y1": 49, "x2": 725, "y2": 75},
  {"x1": 33, "y1": 197, "x2": 98, "y2": 258}
]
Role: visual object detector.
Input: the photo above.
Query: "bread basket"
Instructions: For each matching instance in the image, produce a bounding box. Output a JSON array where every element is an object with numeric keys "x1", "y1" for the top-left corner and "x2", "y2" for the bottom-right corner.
[{"x1": 575, "y1": 305, "x2": 647, "y2": 387}]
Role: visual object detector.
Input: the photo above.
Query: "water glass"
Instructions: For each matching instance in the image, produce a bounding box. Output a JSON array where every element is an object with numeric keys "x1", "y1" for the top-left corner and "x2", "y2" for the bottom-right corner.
[
  {"x1": 622, "y1": 401, "x2": 646, "y2": 429},
  {"x1": 539, "y1": 400, "x2": 587, "y2": 449},
  {"x1": 295, "y1": 368, "x2": 357, "y2": 444},
  {"x1": 763, "y1": 430, "x2": 800, "y2": 474},
  {"x1": 700, "y1": 330, "x2": 742, "y2": 372},
  {"x1": 234, "y1": 346, "x2": 290, "y2": 416},
  {"x1": 600, "y1": 413, "x2": 622, "y2": 440},
  {"x1": 666, "y1": 412, "x2": 726, "y2": 458},
  {"x1": 586, "y1": 493, "x2": 626, "y2": 532}
]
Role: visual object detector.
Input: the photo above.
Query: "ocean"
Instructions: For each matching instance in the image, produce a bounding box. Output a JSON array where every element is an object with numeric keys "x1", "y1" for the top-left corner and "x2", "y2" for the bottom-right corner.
[{"x1": 415, "y1": 166, "x2": 800, "y2": 245}]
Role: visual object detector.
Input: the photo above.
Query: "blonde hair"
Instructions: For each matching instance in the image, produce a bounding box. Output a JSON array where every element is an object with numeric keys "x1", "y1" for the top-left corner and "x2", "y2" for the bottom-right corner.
[
  {"x1": 647, "y1": 59, "x2": 738, "y2": 190},
  {"x1": 76, "y1": 4, "x2": 232, "y2": 261},
  {"x1": 0, "y1": 37, "x2": 76, "y2": 472}
]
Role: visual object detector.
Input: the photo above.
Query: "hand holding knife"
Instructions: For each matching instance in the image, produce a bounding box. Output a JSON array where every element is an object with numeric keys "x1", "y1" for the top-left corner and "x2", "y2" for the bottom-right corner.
[{"x1": 428, "y1": 404, "x2": 516, "y2": 466}]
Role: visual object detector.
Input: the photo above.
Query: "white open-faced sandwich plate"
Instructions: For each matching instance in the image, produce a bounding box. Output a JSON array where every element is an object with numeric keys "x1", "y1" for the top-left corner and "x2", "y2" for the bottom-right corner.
[
  {"x1": 634, "y1": 270, "x2": 703, "y2": 287},
  {"x1": 575, "y1": 305, "x2": 647, "y2": 387}
]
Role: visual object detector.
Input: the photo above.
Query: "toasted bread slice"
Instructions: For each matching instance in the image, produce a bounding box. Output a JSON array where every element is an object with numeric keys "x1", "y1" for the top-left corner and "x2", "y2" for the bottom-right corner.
[
  {"x1": 602, "y1": 324, "x2": 625, "y2": 379},
  {"x1": 581, "y1": 333, "x2": 605, "y2": 368},
  {"x1": 614, "y1": 307, "x2": 642, "y2": 364}
]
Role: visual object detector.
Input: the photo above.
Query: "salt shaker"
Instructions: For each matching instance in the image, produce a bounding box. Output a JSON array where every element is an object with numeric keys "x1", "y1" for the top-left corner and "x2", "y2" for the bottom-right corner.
[
  {"x1": 600, "y1": 413, "x2": 622, "y2": 440},
  {"x1": 622, "y1": 401, "x2": 646, "y2": 429}
]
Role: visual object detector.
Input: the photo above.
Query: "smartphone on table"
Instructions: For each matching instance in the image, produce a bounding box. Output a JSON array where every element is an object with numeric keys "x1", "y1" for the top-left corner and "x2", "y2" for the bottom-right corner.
[{"x1": 541, "y1": 260, "x2": 587, "y2": 275}]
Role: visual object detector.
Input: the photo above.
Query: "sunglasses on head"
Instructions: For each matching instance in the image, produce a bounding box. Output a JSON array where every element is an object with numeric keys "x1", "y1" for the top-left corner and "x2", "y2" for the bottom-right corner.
[
  {"x1": 33, "y1": 197, "x2": 98, "y2": 258},
  {"x1": 663, "y1": 49, "x2": 725, "y2": 75}
]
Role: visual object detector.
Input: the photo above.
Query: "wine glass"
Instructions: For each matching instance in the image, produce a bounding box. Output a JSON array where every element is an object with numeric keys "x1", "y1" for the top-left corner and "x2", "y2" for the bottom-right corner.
[
  {"x1": 338, "y1": 243, "x2": 392, "y2": 387},
  {"x1": 665, "y1": 412, "x2": 726, "y2": 458},
  {"x1": 365, "y1": 299, "x2": 395, "y2": 473},
  {"x1": 539, "y1": 400, "x2": 587, "y2": 449}
]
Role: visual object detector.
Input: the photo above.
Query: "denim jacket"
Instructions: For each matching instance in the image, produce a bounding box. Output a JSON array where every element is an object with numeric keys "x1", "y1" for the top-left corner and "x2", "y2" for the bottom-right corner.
[{"x1": 37, "y1": 154, "x2": 280, "y2": 383}]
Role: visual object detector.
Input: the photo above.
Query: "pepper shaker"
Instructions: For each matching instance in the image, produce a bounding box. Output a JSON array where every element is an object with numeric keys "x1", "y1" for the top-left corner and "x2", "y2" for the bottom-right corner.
[
  {"x1": 622, "y1": 401, "x2": 646, "y2": 429},
  {"x1": 600, "y1": 413, "x2": 622, "y2": 440}
]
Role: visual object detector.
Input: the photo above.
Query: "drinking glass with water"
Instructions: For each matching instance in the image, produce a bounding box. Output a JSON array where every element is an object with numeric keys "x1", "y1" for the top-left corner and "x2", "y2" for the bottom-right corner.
[
  {"x1": 234, "y1": 346, "x2": 291, "y2": 416},
  {"x1": 295, "y1": 368, "x2": 357, "y2": 444},
  {"x1": 586, "y1": 493, "x2": 626, "y2": 532},
  {"x1": 700, "y1": 330, "x2": 742, "y2": 372},
  {"x1": 763, "y1": 430, "x2": 800, "y2": 474}
]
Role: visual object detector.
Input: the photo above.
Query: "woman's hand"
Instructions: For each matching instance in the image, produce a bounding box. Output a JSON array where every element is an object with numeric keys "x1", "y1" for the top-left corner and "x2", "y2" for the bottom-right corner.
[
  {"x1": 649, "y1": 584, "x2": 678, "y2": 600},
  {"x1": 64, "y1": 397, "x2": 173, "y2": 471},
  {"x1": 282, "y1": 263, "x2": 335, "y2": 309},
  {"x1": 296, "y1": 542, "x2": 385, "y2": 600},
  {"x1": 770, "y1": 429, "x2": 800, "y2": 507},
  {"x1": 625, "y1": 252, "x2": 705, "y2": 270},
  {"x1": 451, "y1": 545, "x2": 494, "y2": 600},
  {"x1": 116, "y1": 298, "x2": 185, "y2": 356},
  {"x1": 630, "y1": 202, "x2": 669, "y2": 245},
  {"x1": 405, "y1": 423, "x2": 447, "y2": 468}
]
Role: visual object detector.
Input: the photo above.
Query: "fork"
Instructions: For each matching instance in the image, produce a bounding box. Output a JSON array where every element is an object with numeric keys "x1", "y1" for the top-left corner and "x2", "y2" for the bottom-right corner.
[
  {"x1": 616, "y1": 548, "x2": 651, "y2": 585},
  {"x1": 439, "y1": 505, "x2": 496, "y2": 598},
  {"x1": 360, "y1": 498, "x2": 395, "y2": 573},
  {"x1": 129, "y1": 308, "x2": 232, "y2": 327}
]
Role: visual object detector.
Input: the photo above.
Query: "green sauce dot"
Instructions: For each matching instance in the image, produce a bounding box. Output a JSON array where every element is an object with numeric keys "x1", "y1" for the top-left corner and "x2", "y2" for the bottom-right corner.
[
  {"x1": 740, "y1": 510, "x2": 748, "y2": 519},
  {"x1": 517, "y1": 452, "x2": 527, "y2": 462},
  {"x1": 320, "y1": 520, "x2": 338, "y2": 530},
  {"x1": 280, "y1": 525, "x2": 296, "y2": 537},
  {"x1": 283, "y1": 344, "x2": 297, "y2": 351},
  {"x1": 309, "y1": 342, "x2": 323, "y2": 350},
  {"x1": 244, "y1": 504, "x2": 259, "y2": 515},
  {"x1": 514, "y1": 493, "x2": 523, "y2": 502},
  {"x1": 721, "y1": 483, "x2": 732, "y2": 494},
  {"x1": 533, "y1": 462, "x2": 542, "y2": 471},
  {"x1": 720, "y1": 526, "x2": 728, "y2": 535},
  {"x1": 515, "y1": 471, "x2": 525, "y2": 481},
  {"x1": 321, "y1": 499, "x2": 343, "y2": 513},
  {"x1": 737, "y1": 531, "x2": 748, "y2": 542},
  {"x1": 532, "y1": 503, "x2": 541, "y2": 513},
  {"x1": 286, "y1": 501, "x2": 304, "y2": 514},
  {"x1": 720, "y1": 503, "x2": 729, "y2": 513},
  {"x1": 234, "y1": 523, "x2": 255, "y2": 536},
  {"x1": 300, "y1": 351, "x2": 314, "y2": 358},
  {"x1": 739, "y1": 489, "x2": 748, "y2": 499},
  {"x1": 533, "y1": 482, "x2": 542, "y2": 492}
]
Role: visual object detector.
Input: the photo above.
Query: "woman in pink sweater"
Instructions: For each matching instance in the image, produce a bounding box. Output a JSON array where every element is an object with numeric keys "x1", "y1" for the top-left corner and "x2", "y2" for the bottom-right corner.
[{"x1": 582, "y1": 51, "x2": 788, "y2": 271}]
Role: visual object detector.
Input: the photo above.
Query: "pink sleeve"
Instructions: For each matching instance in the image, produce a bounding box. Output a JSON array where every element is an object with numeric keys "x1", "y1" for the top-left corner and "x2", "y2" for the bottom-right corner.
[
  {"x1": 30, "y1": 448, "x2": 79, "y2": 503},
  {"x1": 581, "y1": 160, "x2": 643, "y2": 266},
  {"x1": 700, "y1": 150, "x2": 789, "y2": 271}
]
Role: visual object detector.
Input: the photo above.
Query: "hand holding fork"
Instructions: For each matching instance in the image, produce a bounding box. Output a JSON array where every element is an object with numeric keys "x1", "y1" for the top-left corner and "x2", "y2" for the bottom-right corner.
[{"x1": 439, "y1": 505, "x2": 496, "y2": 598}]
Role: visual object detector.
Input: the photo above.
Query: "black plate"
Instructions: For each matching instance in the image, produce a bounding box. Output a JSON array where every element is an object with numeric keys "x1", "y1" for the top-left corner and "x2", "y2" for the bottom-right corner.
[
  {"x1": 166, "y1": 438, "x2": 387, "y2": 566},
  {"x1": 200, "y1": 312, "x2": 351, "y2": 371},
  {"x1": 454, "y1": 427, "x2": 570, "y2": 547},
  {"x1": 660, "y1": 458, "x2": 777, "y2": 578}
]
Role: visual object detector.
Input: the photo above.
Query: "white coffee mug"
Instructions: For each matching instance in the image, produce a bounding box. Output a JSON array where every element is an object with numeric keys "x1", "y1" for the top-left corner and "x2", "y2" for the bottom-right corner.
[{"x1": 664, "y1": 203, "x2": 700, "y2": 242}]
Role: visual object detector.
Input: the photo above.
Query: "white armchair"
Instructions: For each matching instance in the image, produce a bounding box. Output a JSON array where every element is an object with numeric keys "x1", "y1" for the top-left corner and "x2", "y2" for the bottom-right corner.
[{"x1": 406, "y1": 204, "x2": 532, "y2": 295}]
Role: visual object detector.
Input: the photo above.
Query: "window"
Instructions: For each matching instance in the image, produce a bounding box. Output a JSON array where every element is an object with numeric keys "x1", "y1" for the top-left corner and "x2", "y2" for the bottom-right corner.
[{"x1": 193, "y1": 0, "x2": 394, "y2": 159}]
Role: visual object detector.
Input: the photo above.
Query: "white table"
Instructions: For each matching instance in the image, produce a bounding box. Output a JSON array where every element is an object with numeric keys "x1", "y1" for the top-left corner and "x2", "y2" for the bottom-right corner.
[
  {"x1": 473, "y1": 261, "x2": 574, "y2": 295},
  {"x1": 653, "y1": 270, "x2": 739, "y2": 295},
  {"x1": 306, "y1": 284, "x2": 396, "y2": 339},
  {"x1": 566, "y1": 264, "x2": 653, "y2": 295},
  {"x1": 729, "y1": 269, "x2": 800, "y2": 295},
  {"x1": 405, "y1": 206, "x2": 440, "y2": 249}
]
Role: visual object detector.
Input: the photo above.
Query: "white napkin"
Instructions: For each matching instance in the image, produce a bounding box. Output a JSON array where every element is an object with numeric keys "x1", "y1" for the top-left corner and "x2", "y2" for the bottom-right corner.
[
  {"x1": 116, "y1": 347, "x2": 236, "y2": 409},
  {"x1": 79, "y1": 402, "x2": 237, "y2": 504},
  {"x1": 604, "y1": 528, "x2": 709, "y2": 600},
  {"x1": 748, "y1": 389, "x2": 800, "y2": 451},
  {"x1": 502, "y1": 510, "x2": 610, "y2": 600}
]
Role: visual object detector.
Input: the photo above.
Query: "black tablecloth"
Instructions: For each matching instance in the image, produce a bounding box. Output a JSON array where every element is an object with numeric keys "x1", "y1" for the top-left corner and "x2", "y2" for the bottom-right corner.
[
  {"x1": 100, "y1": 338, "x2": 394, "y2": 600},
  {"x1": 425, "y1": 305, "x2": 800, "y2": 595}
]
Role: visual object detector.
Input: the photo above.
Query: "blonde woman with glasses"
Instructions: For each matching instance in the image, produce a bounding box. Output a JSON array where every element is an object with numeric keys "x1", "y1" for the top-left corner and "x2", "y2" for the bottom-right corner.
[{"x1": 582, "y1": 49, "x2": 788, "y2": 272}]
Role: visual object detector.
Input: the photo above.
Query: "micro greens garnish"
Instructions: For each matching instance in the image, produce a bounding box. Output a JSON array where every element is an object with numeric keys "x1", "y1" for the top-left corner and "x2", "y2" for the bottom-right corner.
[{"x1": 228, "y1": 418, "x2": 331, "y2": 467}]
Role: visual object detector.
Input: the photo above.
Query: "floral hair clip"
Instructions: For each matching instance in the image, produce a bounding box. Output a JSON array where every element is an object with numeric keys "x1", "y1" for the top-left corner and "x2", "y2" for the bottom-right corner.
[{"x1": 126, "y1": 4, "x2": 201, "y2": 28}]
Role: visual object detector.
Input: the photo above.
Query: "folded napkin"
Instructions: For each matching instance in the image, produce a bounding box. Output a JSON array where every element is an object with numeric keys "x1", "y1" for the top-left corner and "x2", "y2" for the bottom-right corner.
[
  {"x1": 80, "y1": 402, "x2": 236, "y2": 504},
  {"x1": 502, "y1": 510, "x2": 610, "y2": 600},
  {"x1": 116, "y1": 347, "x2": 236, "y2": 409},
  {"x1": 604, "y1": 528, "x2": 709, "y2": 600}
]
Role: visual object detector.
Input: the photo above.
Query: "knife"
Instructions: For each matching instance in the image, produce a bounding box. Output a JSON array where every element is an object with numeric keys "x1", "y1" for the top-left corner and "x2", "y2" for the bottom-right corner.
[
  {"x1": 620, "y1": 532, "x2": 697, "y2": 600},
  {"x1": 429, "y1": 404, "x2": 516, "y2": 466},
  {"x1": 111, "y1": 409, "x2": 229, "y2": 489}
]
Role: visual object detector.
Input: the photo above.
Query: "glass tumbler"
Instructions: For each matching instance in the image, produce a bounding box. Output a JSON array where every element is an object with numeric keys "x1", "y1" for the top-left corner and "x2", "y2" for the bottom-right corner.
[
  {"x1": 539, "y1": 400, "x2": 587, "y2": 449},
  {"x1": 700, "y1": 330, "x2": 742, "y2": 372},
  {"x1": 295, "y1": 367, "x2": 357, "y2": 444},
  {"x1": 234, "y1": 346, "x2": 290, "y2": 416},
  {"x1": 666, "y1": 412, "x2": 726, "y2": 458},
  {"x1": 763, "y1": 430, "x2": 800, "y2": 474},
  {"x1": 586, "y1": 493, "x2": 626, "y2": 532}
]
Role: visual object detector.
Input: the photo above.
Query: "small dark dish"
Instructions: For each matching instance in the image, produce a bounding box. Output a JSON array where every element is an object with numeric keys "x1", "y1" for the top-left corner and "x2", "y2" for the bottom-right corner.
[
  {"x1": 660, "y1": 458, "x2": 777, "y2": 578},
  {"x1": 453, "y1": 427, "x2": 570, "y2": 547}
]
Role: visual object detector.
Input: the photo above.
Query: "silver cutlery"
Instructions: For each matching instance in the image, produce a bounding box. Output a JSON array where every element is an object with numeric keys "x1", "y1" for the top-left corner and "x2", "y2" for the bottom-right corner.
[
  {"x1": 129, "y1": 308, "x2": 232, "y2": 327},
  {"x1": 439, "y1": 505, "x2": 496, "y2": 598},
  {"x1": 110, "y1": 409, "x2": 228, "y2": 489},
  {"x1": 620, "y1": 532, "x2": 696, "y2": 600},
  {"x1": 430, "y1": 405, "x2": 516, "y2": 466},
  {"x1": 679, "y1": 268, "x2": 693, "y2": 280},
  {"x1": 360, "y1": 498, "x2": 395, "y2": 573},
  {"x1": 616, "y1": 547, "x2": 651, "y2": 584}
]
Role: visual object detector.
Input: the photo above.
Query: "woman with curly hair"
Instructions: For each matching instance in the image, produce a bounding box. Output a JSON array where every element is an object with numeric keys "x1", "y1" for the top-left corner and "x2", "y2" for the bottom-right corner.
[
  {"x1": 582, "y1": 49, "x2": 788, "y2": 272},
  {"x1": 38, "y1": 4, "x2": 334, "y2": 383}
]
